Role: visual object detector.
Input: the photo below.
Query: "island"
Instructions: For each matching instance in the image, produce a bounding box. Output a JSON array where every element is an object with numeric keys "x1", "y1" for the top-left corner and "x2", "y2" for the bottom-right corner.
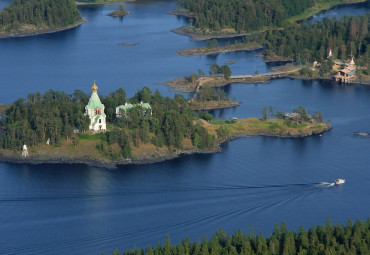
[
  {"x1": 178, "y1": 40, "x2": 263, "y2": 56},
  {"x1": 0, "y1": 83, "x2": 330, "y2": 168},
  {"x1": 172, "y1": 0, "x2": 369, "y2": 85},
  {"x1": 0, "y1": 0, "x2": 85, "y2": 39},
  {"x1": 107, "y1": 5, "x2": 130, "y2": 17},
  {"x1": 175, "y1": 12, "x2": 370, "y2": 86},
  {"x1": 171, "y1": 0, "x2": 367, "y2": 41}
]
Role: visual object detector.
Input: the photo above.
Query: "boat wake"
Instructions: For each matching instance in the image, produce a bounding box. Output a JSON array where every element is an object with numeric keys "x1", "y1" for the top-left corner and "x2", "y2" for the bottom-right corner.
[{"x1": 314, "y1": 182, "x2": 335, "y2": 188}]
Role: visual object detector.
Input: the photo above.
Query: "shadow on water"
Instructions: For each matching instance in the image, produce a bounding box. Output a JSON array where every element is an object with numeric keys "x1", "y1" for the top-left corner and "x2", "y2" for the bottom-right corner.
[
  {"x1": 78, "y1": 5, "x2": 104, "y2": 19},
  {"x1": 206, "y1": 54, "x2": 219, "y2": 61}
]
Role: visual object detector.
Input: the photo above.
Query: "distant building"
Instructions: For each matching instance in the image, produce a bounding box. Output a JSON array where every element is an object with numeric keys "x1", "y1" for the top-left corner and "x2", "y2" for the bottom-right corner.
[
  {"x1": 85, "y1": 81, "x2": 106, "y2": 131},
  {"x1": 333, "y1": 58, "x2": 356, "y2": 83},
  {"x1": 116, "y1": 102, "x2": 152, "y2": 118},
  {"x1": 284, "y1": 112, "x2": 300, "y2": 120}
]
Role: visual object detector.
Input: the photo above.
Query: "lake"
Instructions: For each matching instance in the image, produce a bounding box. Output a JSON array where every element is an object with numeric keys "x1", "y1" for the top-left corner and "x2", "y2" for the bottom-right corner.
[{"x1": 0, "y1": 1, "x2": 369, "y2": 255}]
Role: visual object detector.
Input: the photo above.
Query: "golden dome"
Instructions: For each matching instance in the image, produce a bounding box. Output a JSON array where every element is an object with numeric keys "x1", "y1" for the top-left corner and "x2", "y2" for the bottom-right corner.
[{"x1": 92, "y1": 81, "x2": 98, "y2": 93}]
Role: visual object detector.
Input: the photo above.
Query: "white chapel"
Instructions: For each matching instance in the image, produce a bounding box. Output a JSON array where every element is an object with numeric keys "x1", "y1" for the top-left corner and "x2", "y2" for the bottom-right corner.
[{"x1": 85, "y1": 81, "x2": 106, "y2": 131}]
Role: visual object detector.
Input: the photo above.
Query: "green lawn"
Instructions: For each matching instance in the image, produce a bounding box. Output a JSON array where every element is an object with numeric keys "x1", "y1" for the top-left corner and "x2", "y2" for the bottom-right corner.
[{"x1": 79, "y1": 133, "x2": 106, "y2": 141}]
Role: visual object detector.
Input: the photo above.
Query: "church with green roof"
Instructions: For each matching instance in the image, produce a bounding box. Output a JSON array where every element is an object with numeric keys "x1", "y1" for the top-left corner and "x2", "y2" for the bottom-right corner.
[{"x1": 85, "y1": 81, "x2": 106, "y2": 131}]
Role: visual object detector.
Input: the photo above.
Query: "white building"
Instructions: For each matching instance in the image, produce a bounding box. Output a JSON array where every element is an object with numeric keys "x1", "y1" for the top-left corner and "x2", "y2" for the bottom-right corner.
[
  {"x1": 116, "y1": 102, "x2": 152, "y2": 118},
  {"x1": 85, "y1": 81, "x2": 106, "y2": 131}
]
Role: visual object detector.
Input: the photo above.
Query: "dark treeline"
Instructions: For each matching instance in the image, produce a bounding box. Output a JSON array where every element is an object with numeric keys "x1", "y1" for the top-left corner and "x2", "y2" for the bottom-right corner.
[
  {"x1": 100, "y1": 87, "x2": 215, "y2": 159},
  {"x1": 0, "y1": 0, "x2": 82, "y2": 32},
  {"x1": 196, "y1": 85, "x2": 228, "y2": 102},
  {"x1": 0, "y1": 90, "x2": 90, "y2": 148},
  {"x1": 178, "y1": 0, "x2": 314, "y2": 32},
  {"x1": 249, "y1": 14, "x2": 369, "y2": 66},
  {"x1": 0, "y1": 88, "x2": 216, "y2": 158},
  {"x1": 111, "y1": 218, "x2": 370, "y2": 255}
]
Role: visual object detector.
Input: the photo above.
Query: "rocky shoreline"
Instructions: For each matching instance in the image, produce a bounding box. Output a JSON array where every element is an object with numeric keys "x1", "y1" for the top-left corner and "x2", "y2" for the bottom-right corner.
[
  {"x1": 0, "y1": 127, "x2": 330, "y2": 169},
  {"x1": 0, "y1": 120, "x2": 331, "y2": 168},
  {"x1": 178, "y1": 43, "x2": 263, "y2": 56},
  {"x1": 190, "y1": 101, "x2": 241, "y2": 110},
  {"x1": 0, "y1": 19, "x2": 87, "y2": 39},
  {"x1": 171, "y1": 26, "x2": 251, "y2": 41},
  {"x1": 0, "y1": 145, "x2": 218, "y2": 169}
]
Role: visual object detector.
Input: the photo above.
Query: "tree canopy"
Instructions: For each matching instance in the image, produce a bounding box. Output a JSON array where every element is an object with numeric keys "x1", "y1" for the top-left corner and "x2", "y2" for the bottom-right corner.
[
  {"x1": 0, "y1": 88, "x2": 216, "y2": 159},
  {"x1": 0, "y1": 0, "x2": 82, "y2": 33},
  {"x1": 110, "y1": 218, "x2": 370, "y2": 255},
  {"x1": 248, "y1": 14, "x2": 369, "y2": 65},
  {"x1": 178, "y1": 0, "x2": 314, "y2": 32}
]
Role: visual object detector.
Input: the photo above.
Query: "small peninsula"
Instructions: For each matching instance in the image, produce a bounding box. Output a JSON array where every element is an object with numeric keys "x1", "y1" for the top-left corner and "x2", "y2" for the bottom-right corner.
[
  {"x1": 162, "y1": 65, "x2": 303, "y2": 93},
  {"x1": 0, "y1": 0, "x2": 85, "y2": 38},
  {"x1": 0, "y1": 84, "x2": 329, "y2": 168}
]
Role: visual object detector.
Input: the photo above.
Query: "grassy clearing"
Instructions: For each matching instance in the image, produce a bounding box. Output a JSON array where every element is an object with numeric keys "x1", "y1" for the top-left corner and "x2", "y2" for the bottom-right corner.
[
  {"x1": 79, "y1": 132, "x2": 106, "y2": 141},
  {"x1": 209, "y1": 119, "x2": 237, "y2": 125},
  {"x1": 203, "y1": 118, "x2": 329, "y2": 138}
]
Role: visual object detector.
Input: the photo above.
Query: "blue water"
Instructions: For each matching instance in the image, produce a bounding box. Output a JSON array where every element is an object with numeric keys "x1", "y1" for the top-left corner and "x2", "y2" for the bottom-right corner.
[
  {"x1": 0, "y1": 1, "x2": 369, "y2": 255},
  {"x1": 0, "y1": 0, "x2": 269, "y2": 102}
]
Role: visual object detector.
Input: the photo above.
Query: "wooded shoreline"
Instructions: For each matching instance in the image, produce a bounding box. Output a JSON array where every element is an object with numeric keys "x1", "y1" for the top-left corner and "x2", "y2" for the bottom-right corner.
[
  {"x1": 170, "y1": 0, "x2": 367, "y2": 41},
  {"x1": 0, "y1": 19, "x2": 86, "y2": 39},
  {"x1": 0, "y1": 119, "x2": 331, "y2": 169}
]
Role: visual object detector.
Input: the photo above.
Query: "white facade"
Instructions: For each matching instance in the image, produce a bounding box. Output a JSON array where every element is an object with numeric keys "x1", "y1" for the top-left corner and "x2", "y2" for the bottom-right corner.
[{"x1": 85, "y1": 82, "x2": 107, "y2": 132}]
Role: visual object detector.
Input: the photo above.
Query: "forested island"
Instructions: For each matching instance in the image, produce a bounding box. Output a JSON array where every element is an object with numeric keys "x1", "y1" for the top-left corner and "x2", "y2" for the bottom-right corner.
[
  {"x1": 0, "y1": 0, "x2": 85, "y2": 38},
  {"x1": 178, "y1": 39, "x2": 262, "y2": 56},
  {"x1": 108, "y1": 5, "x2": 130, "y2": 17},
  {"x1": 107, "y1": 218, "x2": 370, "y2": 255},
  {"x1": 172, "y1": 0, "x2": 366, "y2": 40},
  {"x1": 176, "y1": 13, "x2": 369, "y2": 84},
  {"x1": 0, "y1": 87, "x2": 329, "y2": 168}
]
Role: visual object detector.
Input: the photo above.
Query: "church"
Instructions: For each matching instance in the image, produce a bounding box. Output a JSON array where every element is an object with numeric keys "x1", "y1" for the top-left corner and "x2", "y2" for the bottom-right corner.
[
  {"x1": 85, "y1": 81, "x2": 106, "y2": 131},
  {"x1": 333, "y1": 58, "x2": 357, "y2": 83}
]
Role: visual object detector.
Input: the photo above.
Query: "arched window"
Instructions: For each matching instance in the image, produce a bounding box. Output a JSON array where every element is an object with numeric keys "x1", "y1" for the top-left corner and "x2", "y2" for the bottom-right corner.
[
  {"x1": 99, "y1": 119, "x2": 102, "y2": 123},
  {"x1": 95, "y1": 108, "x2": 101, "y2": 115}
]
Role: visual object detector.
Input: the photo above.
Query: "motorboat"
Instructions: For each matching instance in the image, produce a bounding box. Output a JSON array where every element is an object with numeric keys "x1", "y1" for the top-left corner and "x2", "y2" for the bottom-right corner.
[{"x1": 334, "y1": 179, "x2": 345, "y2": 185}]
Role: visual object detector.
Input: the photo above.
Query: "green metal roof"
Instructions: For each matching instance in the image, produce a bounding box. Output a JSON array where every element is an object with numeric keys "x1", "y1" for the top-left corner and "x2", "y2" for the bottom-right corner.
[
  {"x1": 117, "y1": 103, "x2": 151, "y2": 111},
  {"x1": 117, "y1": 103, "x2": 134, "y2": 111},
  {"x1": 86, "y1": 92, "x2": 105, "y2": 110}
]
